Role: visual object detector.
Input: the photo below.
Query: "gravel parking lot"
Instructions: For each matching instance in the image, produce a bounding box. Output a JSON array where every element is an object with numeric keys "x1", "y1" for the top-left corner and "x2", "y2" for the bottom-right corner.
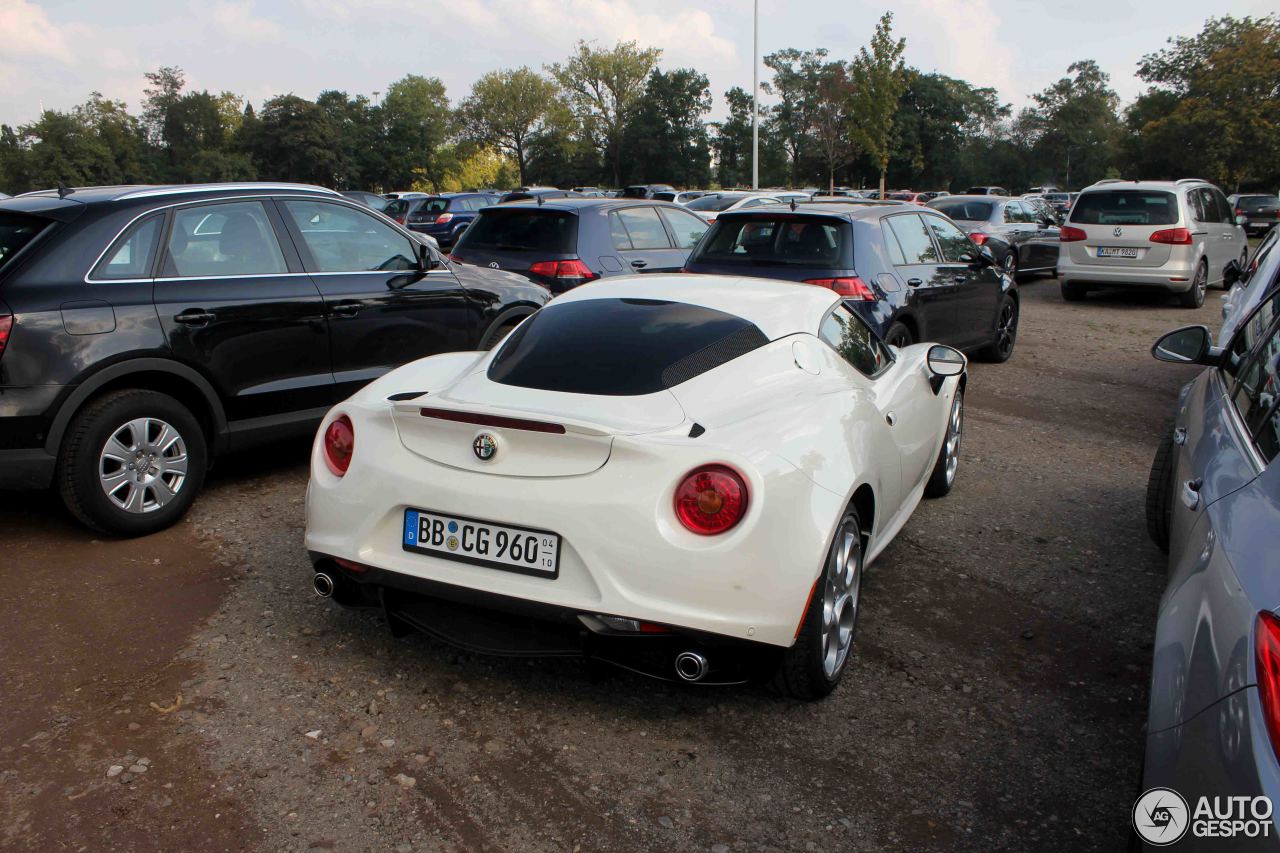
[{"x1": 1, "y1": 275, "x2": 1217, "y2": 851}]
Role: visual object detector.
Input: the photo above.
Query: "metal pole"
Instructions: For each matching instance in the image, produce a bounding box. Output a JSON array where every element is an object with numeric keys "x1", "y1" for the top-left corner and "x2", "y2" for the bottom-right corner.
[{"x1": 752, "y1": 0, "x2": 759, "y2": 190}]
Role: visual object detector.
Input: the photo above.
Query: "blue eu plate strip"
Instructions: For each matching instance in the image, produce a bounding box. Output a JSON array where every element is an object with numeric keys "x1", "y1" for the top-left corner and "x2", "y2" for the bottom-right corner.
[{"x1": 404, "y1": 510, "x2": 419, "y2": 546}]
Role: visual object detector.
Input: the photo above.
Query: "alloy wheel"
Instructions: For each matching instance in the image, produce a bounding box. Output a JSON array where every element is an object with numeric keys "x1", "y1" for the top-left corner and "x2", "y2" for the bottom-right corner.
[
  {"x1": 996, "y1": 300, "x2": 1018, "y2": 358},
  {"x1": 944, "y1": 394, "x2": 963, "y2": 485},
  {"x1": 1002, "y1": 252, "x2": 1017, "y2": 276},
  {"x1": 820, "y1": 516, "x2": 862, "y2": 678},
  {"x1": 1194, "y1": 263, "x2": 1207, "y2": 302},
  {"x1": 98, "y1": 417, "x2": 189, "y2": 513}
]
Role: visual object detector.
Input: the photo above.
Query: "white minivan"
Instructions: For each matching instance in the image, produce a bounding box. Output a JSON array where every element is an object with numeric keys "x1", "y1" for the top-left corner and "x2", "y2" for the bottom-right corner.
[{"x1": 1057, "y1": 179, "x2": 1247, "y2": 308}]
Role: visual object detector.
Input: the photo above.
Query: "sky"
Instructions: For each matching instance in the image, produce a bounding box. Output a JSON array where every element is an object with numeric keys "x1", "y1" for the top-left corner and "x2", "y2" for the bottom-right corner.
[{"x1": 1, "y1": 0, "x2": 1275, "y2": 128}]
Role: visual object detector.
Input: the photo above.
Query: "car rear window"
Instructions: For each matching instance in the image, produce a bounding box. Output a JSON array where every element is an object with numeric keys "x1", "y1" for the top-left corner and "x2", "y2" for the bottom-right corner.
[
  {"x1": 686, "y1": 194, "x2": 745, "y2": 212},
  {"x1": 456, "y1": 210, "x2": 576, "y2": 254},
  {"x1": 652, "y1": 192, "x2": 676, "y2": 202},
  {"x1": 385, "y1": 199, "x2": 412, "y2": 219},
  {"x1": 488, "y1": 298, "x2": 769, "y2": 396},
  {"x1": 1044, "y1": 193, "x2": 1070, "y2": 203},
  {"x1": 1239, "y1": 196, "x2": 1278, "y2": 211},
  {"x1": 0, "y1": 212, "x2": 51, "y2": 273},
  {"x1": 1071, "y1": 190, "x2": 1178, "y2": 226},
  {"x1": 930, "y1": 200, "x2": 993, "y2": 221},
  {"x1": 692, "y1": 216, "x2": 846, "y2": 268}
]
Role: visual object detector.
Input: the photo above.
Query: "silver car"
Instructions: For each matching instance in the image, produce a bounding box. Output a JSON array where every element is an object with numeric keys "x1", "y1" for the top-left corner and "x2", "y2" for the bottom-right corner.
[
  {"x1": 1221, "y1": 228, "x2": 1280, "y2": 346},
  {"x1": 1141, "y1": 292, "x2": 1280, "y2": 846},
  {"x1": 1059, "y1": 179, "x2": 1248, "y2": 308}
]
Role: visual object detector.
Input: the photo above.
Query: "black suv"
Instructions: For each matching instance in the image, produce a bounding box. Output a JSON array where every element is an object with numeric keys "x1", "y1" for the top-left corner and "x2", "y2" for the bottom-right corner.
[
  {"x1": 449, "y1": 198, "x2": 710, "y2": 293},
  {"x1": 0, "y1": 183, "x2": 549, "y2": 535}
]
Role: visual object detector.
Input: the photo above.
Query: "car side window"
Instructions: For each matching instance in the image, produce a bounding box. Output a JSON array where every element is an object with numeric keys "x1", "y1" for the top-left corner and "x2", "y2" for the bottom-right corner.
[
  {"x1": 1002, "y1": 202, "x2": 1021, "y2": 224},
  {"x1": 1230, "y1": 313, "x2": 1280, "y2": 463},
  {"x1": 659, "y1": 208, "x2": 708, "y2": 249},
  {"x1": 1190, "y1": 189, "x2": 1210, "y2": 223},
  {"x1": 165, "y1": 201, "x2": 287, "y2": 278},
  {"x1": 609, "y1": 212, "x2": 633, "y2": 250},
  {"x1": 282, "y1": 200, "x2": 416, "y2": 272},
  {"x1": 883, "y1": 214, "x2": 940, "y2": 264},
  {"x1": 614, "y1": 207, "x2": 672, "y2": 250},
  {"x1": 819, "y1": 304, "x2": 889, "y2": 377},
  {"x1": 1210, "y1": 188, "x2": 1234, "y2": 225},
  {"x1": 93, "y1": 214, "x2": 163, "y2": 280},
  {"x1": 923, "y1": 216, "x2": 974, "y2": 263},
  {"x1": 1225, "y1": 291, "x2": 1280, "y2": 379}
]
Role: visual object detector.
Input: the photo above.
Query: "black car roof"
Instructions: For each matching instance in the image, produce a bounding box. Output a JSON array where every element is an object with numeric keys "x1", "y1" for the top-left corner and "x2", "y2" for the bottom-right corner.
[
  {"x1": 482, "y1": 198, "x2": 682, "y2": 214},
  {"x1": 715, "y1": 201, "x2": 921, "y2": 221}
]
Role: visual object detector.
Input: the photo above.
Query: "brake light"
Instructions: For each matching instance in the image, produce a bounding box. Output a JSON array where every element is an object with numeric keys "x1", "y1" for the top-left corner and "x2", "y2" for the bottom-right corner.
[
  {"x1": 528, "y1": 259, "x2": 598, "y2": 282},
  {"x1": 333, "y1": 557, "x2": 369, "y2": 574},
  {"x1": 1236, "y1": 208, "x2": 1245, "y2": 216},
  {"x1": 435, "y1": 213, "x2": 454, "y2": 225},
  {"x1": 1060, "y1": 225, "x2": 1087, "y2": 242},
  {"x1": 968, "y1": 232, "x2": 989, "y2": 246},
  {"x1": 1256, "y1": 611, "x2": 1280, "y2": 762},
  {"x1": 1150, "y1": 227, "x2": 1193, "y2": 245},
  {"x1": 0, "y1": 315, "x2": 11, "y2": 360},
  {"x1": 803, "y1": 276, "x2": 876, "y2": 301},
  {"x1": 674, "y1": 465, "x2": 748, "y2": 535},
  {"x1": 322, "y1": 415, "x2": 354, "y2": 477},
  {"x1": 706, "y1": 217, "x2": 717, "y2": 224}
]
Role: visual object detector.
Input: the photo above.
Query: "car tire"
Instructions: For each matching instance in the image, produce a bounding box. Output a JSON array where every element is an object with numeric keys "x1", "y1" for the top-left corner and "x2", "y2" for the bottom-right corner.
[
  {"x1": 1145, "y1": 418, "x2": 1176, "y2": 554},
  {"x1": 883, "y1": 321, "x2": 913, "y2": 349},
  {"x1": 924, "y1": 390, "x2": 964, "y2": 498},
  {"x1": 770, "y1": 508, "x2": 863, "y2": 701},
  {"x1": 976, "y1": 293, "x2": 1018, "y2": 363},
  {"x1": 1061, "y1": 281, "x2": 1086, "y2": 302},
  {"x1": 56, "y1": 389, "x2": 207, "y2": 537},
  {"x1": 1002, "y1": 250, "x2": 1018, "y2": 279},
  {"x1": 1179, "y1": 261, "x2": 1207, "y2": 308}
]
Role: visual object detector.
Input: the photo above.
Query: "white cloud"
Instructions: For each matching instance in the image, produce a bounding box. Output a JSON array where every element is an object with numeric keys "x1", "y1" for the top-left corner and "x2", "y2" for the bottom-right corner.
[
  {"x1": 0, "y1": 0, "x2": 74, "y2": 63},
  {"x1": 210, "y1": 1, "x2": 282, "y2": 43},
  {"x1": 892, "y1": 0, "x2": 1018, "y2": 104}
]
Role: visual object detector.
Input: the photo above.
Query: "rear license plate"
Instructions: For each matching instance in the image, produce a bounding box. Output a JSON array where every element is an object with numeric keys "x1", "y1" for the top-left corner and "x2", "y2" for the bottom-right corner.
[
  {"x1": 402, "y1": 508, "x2": 560, "y2": 577},
  {"x1": 1097, "y1": 247, "x2": 1139, "y2": 259}
]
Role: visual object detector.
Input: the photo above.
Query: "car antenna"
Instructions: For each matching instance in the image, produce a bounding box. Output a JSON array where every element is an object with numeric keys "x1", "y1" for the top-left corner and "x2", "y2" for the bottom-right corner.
[
  {"x1": 790, "y1": 199, "x2": 797, "y2": 211},
  {"x1": 57, "y1": 183, "x2": 75, "y2": 199},
  {"x1": 537, "y1": 194, "x2": 544, "y2": 206}
]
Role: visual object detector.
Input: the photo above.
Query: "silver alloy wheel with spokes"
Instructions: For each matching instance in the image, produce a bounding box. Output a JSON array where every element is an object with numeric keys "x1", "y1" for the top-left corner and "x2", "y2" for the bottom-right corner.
[
  {"x1": 820, "y1": 515, "x2": 863, "y2": 678},
  {"x1": 944, "y1": 393, "x2": 963, "y2": 485},
  {"x1": 98, "y1": 417, "x2": 189, "y2": 513},
  {"x1": 995, "y1": 300, "x2": 1017, "y2": 358},
  {"x1": 1002, "y1": 251, "x2": 1017, "y2": 276},
  {"x1": 1193, "y1": 262, "x2": 1207, "y2": 301}
]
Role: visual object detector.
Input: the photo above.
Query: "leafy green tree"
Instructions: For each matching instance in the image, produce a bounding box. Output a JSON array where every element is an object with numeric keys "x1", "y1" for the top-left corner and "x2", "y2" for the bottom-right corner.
[
  {"x1": 316, "y1": 90, "x2": 384, "y2": 189},
  {"x1": 524, "y1": 98, "x2": 601, "y2": 188},
  {"x1": 811, "y1": 60, "x2": 856, "y2": 193},
  {"x1": 848, "y1": 12, "x2": 908, "y2": 195},
  {"x1": 1134, "y1": 15, "x2": 1280, "y2": 191},
  {"x1": 18, "y1": 109, "x2": 116, "y2": 188},
  {"x1": 1023, "y1": 60, "x2": 1121, "y2": 189},
  {"x1": 246, "y1": 95, "x2": 338, "y2": 184},
  {"x1": 380, "y1": 75, "x2": 453, "y2": 190},
  {"x1": 620, "y1": 68, "x2": 712, "y2": 186},
  {"x1": 141, "y1": 66, "x2": 186, "y2": 146},
  {"x1": 549, "y1": 40, "x2": 662, "y2": 187},
  {"x1": 711, "y1": 87, "x2": 755, "y2": 188},
  {"x1": 0, "y1": 125, "x2": 29, "y2": 192},
  {"x1": 459, "y1": 68, "x2": 559, "y2": 186},
  {"x1": 762, "y1": 48, "x2": 825, "y2": 186},
  {"x1": 889, "y1": 72, "x2": 1006, "y2": 190}
]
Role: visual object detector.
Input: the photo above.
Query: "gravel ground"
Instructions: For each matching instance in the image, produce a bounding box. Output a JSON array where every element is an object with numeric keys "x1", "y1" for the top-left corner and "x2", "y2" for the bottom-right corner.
[{"x1": 0, "y1": 274, "x2": 1221, "y2": 851}]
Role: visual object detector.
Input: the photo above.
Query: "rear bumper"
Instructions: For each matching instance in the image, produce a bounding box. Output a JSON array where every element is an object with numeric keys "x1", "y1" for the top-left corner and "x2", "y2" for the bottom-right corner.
[
  {"x1": 1058, "y1": 263, "x2": 1196, "y2": 292},
  {"x1": 0, "y1": 447, "x2": 56, "y2": 489}
]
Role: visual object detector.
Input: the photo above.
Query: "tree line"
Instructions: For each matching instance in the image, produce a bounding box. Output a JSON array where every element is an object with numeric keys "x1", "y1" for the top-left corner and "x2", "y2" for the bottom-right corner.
[{"x1": 1, "y1": 13, "x2": 1276, "y2": 196}]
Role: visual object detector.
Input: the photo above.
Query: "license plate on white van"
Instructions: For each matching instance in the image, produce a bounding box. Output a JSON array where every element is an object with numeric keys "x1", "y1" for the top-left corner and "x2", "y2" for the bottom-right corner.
[
  {"x1": 1097, "y1": 247, "x2": 1140, "y2": 259},
  {"x1": 402, "y1": 508, "x2": 560, "y2": 577}
]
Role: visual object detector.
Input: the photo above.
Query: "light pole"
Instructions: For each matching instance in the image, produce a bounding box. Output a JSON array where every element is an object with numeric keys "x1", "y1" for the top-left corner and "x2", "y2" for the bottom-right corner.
[{"x1": 751, "y1": 0, "x2": 759, "y2": 190}]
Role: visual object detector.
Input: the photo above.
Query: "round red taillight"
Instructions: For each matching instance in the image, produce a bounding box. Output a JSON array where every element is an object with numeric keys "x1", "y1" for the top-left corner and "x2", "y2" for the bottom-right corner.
[
  {"x1": 674, "y1": 465, "x2": 748, "y2": 535},
  {"x1": 323, "y1": 415, "x2": 354, "y2": 476}
]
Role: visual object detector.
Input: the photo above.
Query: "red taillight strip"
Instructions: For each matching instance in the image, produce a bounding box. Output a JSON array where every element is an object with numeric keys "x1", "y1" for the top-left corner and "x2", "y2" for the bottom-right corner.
[
  {"x1": 418, "y1": 407, "x2": 566, "y2": 434},
  {"x1": 0, "y1": 315, "x2": 12, "y2": 359},
  {"x1": 1256, "y1": 611, "x2": 1280, "y2": 762}
]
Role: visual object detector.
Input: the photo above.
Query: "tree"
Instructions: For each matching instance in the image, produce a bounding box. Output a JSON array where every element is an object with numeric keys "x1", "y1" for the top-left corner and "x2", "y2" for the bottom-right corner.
[
  {"x1": 1134, "y1": 15, "x2": 1280, "y2": 191},
  {"x1": 380, "y1": 75, "x2": 453, "y2": 190},
  {"x1": 458, "y1": 68, "x2": 559, "y2": 185},
  {"x1": 889, "y1": 72, "x2": 1006, "y2": 190},
  {"x1": 141, "y1": 66, "x2": 186, "y2": 146},
  {"x1": 762, "y1": 48, "x2": 825, "y2": 186},
  {"x1": 848, "y1": 12, "x2": 908, "y2": 195},
  {"x1": 620, "y1": 68, "x2": 712, "y2": 186},
  {"x1": 712, "y1": 87, "x2": 755, "y2": 188},
  {"x1": 549, "y1": 40, "x2": 662, "y2": 187},
  {"x1": 247, "y1": 95, "x2": 337, "y2": 184},
  {"x1": 316, "y1": 90, "x2": 384, "y2": 189},
  {"x1": 1023, "y1": 60, "x2": 1121, "y2": 189},
  {"x1": 810, "y1": 61, "x2": 856, "y2": 193}
]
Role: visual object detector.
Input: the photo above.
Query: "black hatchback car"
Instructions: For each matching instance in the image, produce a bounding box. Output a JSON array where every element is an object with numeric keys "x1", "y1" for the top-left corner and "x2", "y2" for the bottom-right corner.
[
  {"x1": 448, "y1": 198, "x2": 710, "y2": 293},
  {"x1": 682, "y1": 202, "x2": 1017, "y2": 359},
  {"x1": 927, "y1": 195, "x2": 1060, "y2": 279},
  {"x1": 0, "y1": 183, "x2": 549, "y2": 536}
]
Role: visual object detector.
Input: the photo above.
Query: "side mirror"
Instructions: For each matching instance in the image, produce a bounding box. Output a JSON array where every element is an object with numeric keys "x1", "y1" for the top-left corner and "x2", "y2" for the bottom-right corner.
[
  {"x1": 927, "y1": 345, "x2": 966, "y2": 377},
  {"x1": 1222, "y1": 259, "x2": 1242, "y2": 288},
  {"x1": 1151, "y1": 325, "x2": 1222, "y2": 365},
  {"x1": 418, "y1": 242, "x2": 440, "y2": 272},
  {"x1": 1236, "y1": 215, "x2": 1249, "y2": 227}
]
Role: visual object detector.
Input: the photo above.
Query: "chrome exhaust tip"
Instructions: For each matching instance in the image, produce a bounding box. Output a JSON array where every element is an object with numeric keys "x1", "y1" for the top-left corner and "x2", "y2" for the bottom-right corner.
[
  {"x1": 674, "y1": 651, "x2": 709, "y2": 682},
  {"x1": 312, "y1": 572, "x2": 335, "y2": 598}
]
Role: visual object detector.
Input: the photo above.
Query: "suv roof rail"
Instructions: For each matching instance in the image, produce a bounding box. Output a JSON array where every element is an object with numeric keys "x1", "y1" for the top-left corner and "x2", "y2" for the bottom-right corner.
[
  {"x1": 1092, "y1": 178, "x2": 1127, "y2": 185},
  {"x1": 115, "y1": 183, "x2": 342, "y2": 201},
  {"x1": 1176, "y1": 178, "x2": 1210, "y2": 185}
]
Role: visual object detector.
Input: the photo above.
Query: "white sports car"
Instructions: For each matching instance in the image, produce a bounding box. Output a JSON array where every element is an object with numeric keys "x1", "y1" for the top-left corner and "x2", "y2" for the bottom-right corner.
[{"x1": 304, "y1": 276, "x2": 966, "y2": 699}]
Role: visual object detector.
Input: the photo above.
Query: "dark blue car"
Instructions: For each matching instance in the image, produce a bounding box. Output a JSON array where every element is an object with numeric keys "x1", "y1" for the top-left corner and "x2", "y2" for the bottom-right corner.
[
  {"x1": 682, "y1": 201, "x2": 1018, "y2": 360},
  {"x1": 387, "y1": 192, "x2": 501, "y2": 248}
]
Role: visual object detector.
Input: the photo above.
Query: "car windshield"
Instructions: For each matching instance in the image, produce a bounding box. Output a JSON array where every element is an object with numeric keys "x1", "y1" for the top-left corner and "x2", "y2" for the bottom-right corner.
[
  {"x1": 0, "y1": 212, "x2": 50, "y2": 273},
  {"x1": 930, "y1": 200, "x2": 993, "y2": 221},
  {"x1": 692, "y1": 216, "x2": 846, "y2": 268},
  {"x1": 1071, "y1": 190, "x2": 1178, "y2": 225},
  {"x1": 686, "y1": 194, "x2": 747, "y2": 212},
  {"x1": 1044, "y1": 193, "x2": 1070, "y2": 203},
  {"x1": 489, "y1": 298, "x2": 768, "y2": 396},
  {"x1": 1239, "y1": 196, "x2": 1279, "y2": 211},
  {"x1": 456, "y1": 210, "x2": 575, "y2": 253}
]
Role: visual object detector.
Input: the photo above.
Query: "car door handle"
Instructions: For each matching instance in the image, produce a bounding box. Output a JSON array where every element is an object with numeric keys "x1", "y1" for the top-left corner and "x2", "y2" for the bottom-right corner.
[
  {"x1": 1180, "y1": 477, "x2": 1203, "y2": 510},
  {"x1": 1173, "y1": 426, "x2": 1187, "y2": 446},
  {"x1": 173, "y1": 310, "x2": 215, "y2": 326},
  {"x1": 952, "y1": 274, "x2": 967, "y2": 284},
  {"x1": 630, "y1": 260, "x2": 648, "y2": 269},
  {"x1": 907, "y1": 278, "x2": 923, "y2": 287},
  {"x1": 330, "y1": 302, "x2": 361, "y2": 318}
]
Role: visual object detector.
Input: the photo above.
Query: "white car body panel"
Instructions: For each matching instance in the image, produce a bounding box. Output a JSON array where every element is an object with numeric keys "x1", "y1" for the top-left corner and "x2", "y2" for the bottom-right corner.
[{"x1": 304, "y1": 276, "x2": 960, "y2": 648}]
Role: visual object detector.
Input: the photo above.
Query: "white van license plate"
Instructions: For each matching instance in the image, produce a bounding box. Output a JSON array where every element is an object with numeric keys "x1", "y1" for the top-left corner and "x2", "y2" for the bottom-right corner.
[
  {"x1": 402, "y1": 508, "x2": 560, "y2": 577},
  {"x1": 1097, "y1": 247, "x2": 1139, "y2": 258}
]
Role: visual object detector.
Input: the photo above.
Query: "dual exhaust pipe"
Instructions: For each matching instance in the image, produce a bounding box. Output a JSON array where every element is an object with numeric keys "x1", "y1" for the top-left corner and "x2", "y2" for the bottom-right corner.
[
  {"x1": 312, "y1": 572, "x2": 335, "y2": 598},
  {"x1": 674, "y1": 650, "x2": 709, "y2": 682}
]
